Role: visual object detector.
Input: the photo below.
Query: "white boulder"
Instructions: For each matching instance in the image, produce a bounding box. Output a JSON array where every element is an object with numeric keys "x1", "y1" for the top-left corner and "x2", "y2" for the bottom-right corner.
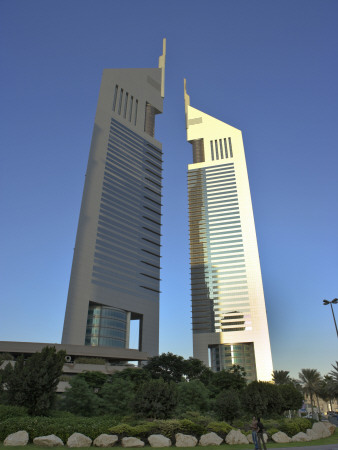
[
  {"x1": 199, "y1": 432, "x2": 222, "y2": 446},
  {"x1": 33, "y1": 435, "x2": 64, "y2": 447},
  {"x1": 4, "y1": 431, "x2": 29, "y2": 446},
  {"x1": 148, "y1": 435, "x2": 171, "y2": 447},
  {"x1": 291, "y1": 432, "x2": 310, "y2": 442},
  {"x1": 271, "y1": 431, "x2": 291, "y2": 443},
  {"x1": 323, "y1": 422, "x2": 336, "y2": 435},
  {"x1": 306, "y1": 429, "x2": 321, "y2": 441},
  {"x1": 93, "y1": 435, "x2": 118, "y2": 447},
  {"x1": 121, "y1": 437, "x2": 144, "y2": 448},
  {"x1": 312, "y1": 422, "x2": 331, "y2": 438},
  {"x1": 175, "y1": 433, "x2": 197, "y2": 447},
  {"x1": 67, "y1": 433, "x2": 92, "y2": 447},
  {"x1": 225, "y1": 430, "x2": 249, "y2": 445}
]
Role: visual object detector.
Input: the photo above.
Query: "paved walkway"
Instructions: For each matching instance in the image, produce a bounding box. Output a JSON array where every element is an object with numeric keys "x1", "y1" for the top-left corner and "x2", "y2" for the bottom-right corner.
[{"x1": 271, "y1": 446, "x2": 338, "y2": 450}]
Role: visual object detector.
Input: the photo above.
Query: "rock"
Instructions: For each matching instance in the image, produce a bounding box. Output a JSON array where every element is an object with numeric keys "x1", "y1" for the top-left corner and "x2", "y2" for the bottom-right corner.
[
  {"x1": 121, "y1": 437, "x2": 144, "y2": 448},
  {"x1": 306, "y1": 429, "x2": 321, "y2": 441},
  {"x1": 199, "y1": 432, "x2": 223, "y2": 446},
  {"x1": 323, "y1": 422, "x2": 336, "y2": 435},
  {"x1": 175, "y1": 433, "x2": 197, "y2": 447},
  {"x1": 271, "y1": 431, "x2": 291, "y2": 443},
  {"x1": 33, "y1": 435, "x2": 64, "y2": 447},
  {"x1": 225, "y1": 430, "x2": 249, "y2": 445},
  {"x1": 93, "y1": 435, "x2": 118, "y2": 447},
  {"x1": 67, "y1": 433, "x2": 92, "y2": 448},
  {"x1": 148, "y1": 435, "x2": 171, "y2": 448},
  {"x1": 312, "y1": 422, "x2": 331, "y2": 438},
  {"x1": 291, "y1": 432, "x2": 310, "y2": 442},
  {"x1": 4, "y1": 431, "x2": 29, "y2": 446}
]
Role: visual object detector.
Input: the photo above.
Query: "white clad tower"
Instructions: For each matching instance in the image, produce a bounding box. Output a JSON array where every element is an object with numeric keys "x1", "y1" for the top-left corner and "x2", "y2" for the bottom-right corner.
[{"x1": 184, "y1": 81, "x2": 273, "y2": 381}]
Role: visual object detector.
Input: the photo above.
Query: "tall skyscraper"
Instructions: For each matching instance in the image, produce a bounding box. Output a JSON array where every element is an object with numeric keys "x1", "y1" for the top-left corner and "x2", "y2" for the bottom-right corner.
[
  {"x1": 62, "y1": 40, "x2": 166, "y2": 358},
  {"x1": 184, "y1": 81, "x2": 273, "y2": 381}
]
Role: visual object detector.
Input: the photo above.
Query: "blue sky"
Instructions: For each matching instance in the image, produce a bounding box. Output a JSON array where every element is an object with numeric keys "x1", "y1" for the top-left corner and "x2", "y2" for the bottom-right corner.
[{"x1": 1, "y1": 0, "x2": 337, "y2": 379}]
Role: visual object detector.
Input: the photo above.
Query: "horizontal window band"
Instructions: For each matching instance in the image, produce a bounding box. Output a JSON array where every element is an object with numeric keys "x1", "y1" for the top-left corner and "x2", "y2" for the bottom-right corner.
[
  {"x1": 141, "y1": 260, "x2": 161, "y2": 269},
  {"x1": 145, "y1": 177, "x2": 162, "y2": 188},
  {"x1": 142, "y1": 226, "x2": 162, "y2": 236},
  {"x1": 145, "y1": 186, "x2": 163, "y2": 197},
  {"x1": 140, "y1": 273, "x2": 161, "y2": 281},
  {"x1": 142, "y1": 237, "x2": 161, "y2": 247},
  {"x1": 141, "y1": 248, "x2": 161, "y2": 258},
  {"x1": 143, "y1": 205, "x2": 162, "y2": 216},
  {"x1": 146, "y1": 151, "x2": 162, "y2": 163},
  {"x1": 146, "y1": 143, "x2": 163, "y2": 155},
  {"x1": 143, "y1": 215, "x2": 162, "y2": 226},
  {"x1": 140, "y1": 285, "x2": 161, "y2": 293},
  {"x1": 144, "y1": 195, "x2": 162, "y2": 206},
  {"x1": 146, "y1": 168, "x2": 163, "y2": 180}
]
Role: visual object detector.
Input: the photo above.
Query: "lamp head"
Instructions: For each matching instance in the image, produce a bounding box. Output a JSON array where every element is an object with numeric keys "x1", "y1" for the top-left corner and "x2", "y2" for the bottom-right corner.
[
  {"x1": 332, "y1": 298, "x2": 338, "y2": 304},
  {"x1": 323, "y1": 300, "x2": 330, "y2": 305}
]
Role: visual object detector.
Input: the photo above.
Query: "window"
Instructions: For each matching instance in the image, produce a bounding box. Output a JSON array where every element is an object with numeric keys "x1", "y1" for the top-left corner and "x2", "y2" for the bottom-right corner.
[
  {"x1": 210, "y1": 141, "x2": 214, "y2": 160},
  {"x1": 112, "y1": 85, "x2": 118, "y2": 111},
  {"x1": 118, "y1": 89, "x2": 123, "y2": 115}
]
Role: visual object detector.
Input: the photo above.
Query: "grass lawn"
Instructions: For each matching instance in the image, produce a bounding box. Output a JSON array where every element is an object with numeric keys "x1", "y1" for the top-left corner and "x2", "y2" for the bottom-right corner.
[{"x1": 1, "y1": 430, "x2": 337, "y2": 450}]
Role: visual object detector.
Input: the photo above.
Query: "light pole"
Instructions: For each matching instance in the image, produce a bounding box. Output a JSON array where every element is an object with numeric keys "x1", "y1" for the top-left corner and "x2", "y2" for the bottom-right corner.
[{"x1": 323, "y1": 298, "x2": 338, "y2": 338}]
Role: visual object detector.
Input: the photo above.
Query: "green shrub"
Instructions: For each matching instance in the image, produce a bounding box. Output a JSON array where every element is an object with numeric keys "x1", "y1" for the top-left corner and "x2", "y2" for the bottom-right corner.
[
  {"x1": 279, "y1": 418, "x2": 312, "y2": 437},
  {"x1": 0, "y1": 416, "x2": 119, "y2": 442},
  {"x1": 74, "y1": 357, "x2": 106, "y2": 365},
  {"x1": 0, "y1": 404, "x2": 28, "y2": 421},
  {"x1": 206, "y1": 421, "x2": 233, "y2": 438},
  {"x1": 266, "y1": 427, "x2": 279, "y2": 437}
]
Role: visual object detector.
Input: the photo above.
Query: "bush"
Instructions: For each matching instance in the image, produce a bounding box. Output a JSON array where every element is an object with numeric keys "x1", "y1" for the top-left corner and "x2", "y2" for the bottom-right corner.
[
  {"x1": 206, "y1": 421, "x2": 233, "y2": 438},
  {"x1": 0, "y1": 404, "x2": 28, "y2": 421},
  {"x1": 279, "y1": 418, "x2": 312, "y2": 437},
  {"x1": 266, "y1": 427, "x2": 279, "y2": 437},
  {"x1": 0, "y1": 416, "x2": 119, "y2": 442}
]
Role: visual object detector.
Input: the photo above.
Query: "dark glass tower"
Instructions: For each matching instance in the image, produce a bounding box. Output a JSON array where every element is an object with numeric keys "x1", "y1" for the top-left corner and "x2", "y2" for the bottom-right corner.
[{"x1": 62, "y1": 41, "x2": 166, "y2": 357}]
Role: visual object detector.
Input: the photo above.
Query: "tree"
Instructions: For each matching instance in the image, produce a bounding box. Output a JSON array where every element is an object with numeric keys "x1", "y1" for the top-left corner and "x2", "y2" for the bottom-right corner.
[
  {"x1": 208, "y1": 366, "x2": 247, "y2": 397},
  {"x1": 63, "y1": 376, "x2": 102, "y2": 416},
  {"x1": 184, "y1": 357, "x2": 213, "y2": 383},
  {"x1": 133, "y1": 378, "x2": 178, "y2": 419},
  {"x1": 273, "y1": 370, "x2": 292, "y2": 385},
  {"x1": 214, "y1": 389, "x2": 241, "y2": 423},
  {"x1": 176, "y1": 380, "x2": 209, "y2": 414},
  {"x1": 5, "y1": 346, "x2": 65, "y2": 415},
  {"x1": 77, "y1": 371, "x2": 108, "y2": 390},
  {"x1": 113, "y1": 366, "x2": 151, "y2": 390},
  {"x1": 298, "y1": 369, "x2": 322, "y2": 418},
  {"x1": 242, "y1": 381, "x2": 284, "y2": 417},
  {"x1": 100, "y1": 378, "x2": 135, "y2": 415},
  {"x1": 329, "y1": 361, "x2": 338, "y2": 395},
  {"x1": 144, "y1": 353, "x2": 186, "y2": 383},
  {"x1": 278, "y1": 383, "x2": 303, "y2": 413}
]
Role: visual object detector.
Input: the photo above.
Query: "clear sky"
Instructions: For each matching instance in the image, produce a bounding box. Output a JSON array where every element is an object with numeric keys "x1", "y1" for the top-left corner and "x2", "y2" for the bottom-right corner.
[{"x1": 1, "y1": 0, "x2": 337, "y2": 379}]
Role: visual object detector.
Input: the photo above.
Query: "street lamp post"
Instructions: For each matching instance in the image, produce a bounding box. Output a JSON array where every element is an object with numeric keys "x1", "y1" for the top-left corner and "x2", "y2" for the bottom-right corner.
[{"x1": 323, "y1": 298, "x2": 338, "y2": 338}]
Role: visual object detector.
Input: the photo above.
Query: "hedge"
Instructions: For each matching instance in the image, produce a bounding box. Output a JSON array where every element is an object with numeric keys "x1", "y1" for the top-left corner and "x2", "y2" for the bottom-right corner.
[
  {"x1": 279, "y1": 418, "x2": 312, "y2": 437},
  {"x1": 0, "y1": 416, "x2": 119, "y2": 442}
]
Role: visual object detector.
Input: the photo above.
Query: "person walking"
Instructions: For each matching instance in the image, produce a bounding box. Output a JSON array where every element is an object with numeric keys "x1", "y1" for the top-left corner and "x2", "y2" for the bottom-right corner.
[
  {"x1": 250, "y1": 416, "x2": 260, "y2": 450},
  {"x1": 257, "y1": 417, "x2": 267, "y2": 450}
]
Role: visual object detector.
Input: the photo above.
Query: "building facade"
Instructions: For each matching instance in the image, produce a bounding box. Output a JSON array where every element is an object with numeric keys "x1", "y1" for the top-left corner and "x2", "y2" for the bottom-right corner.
[
  {"x1": 184, "y1": 81, "x2": 273, "y2": 381},
  {"x1": 62, "y1": 41, "x2": 166, "y2": 357}
]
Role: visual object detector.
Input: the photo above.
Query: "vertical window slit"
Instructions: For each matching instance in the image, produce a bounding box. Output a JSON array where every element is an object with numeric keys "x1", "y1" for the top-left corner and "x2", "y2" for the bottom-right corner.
[
  {"x1": 215, "y1": 140, "x2": 219, "y2": 160},
  {"x1": 134, "y1": 99, "x2": 138, "y2": 126},
  {"x1": 129, "y1": 96, "x2": 134, "y2": 122},
  {"x1": 229, "y1": 137, "x2": 233, "y2": 157},
  {"x1": 219, "y1": 139, "x2": 224, "y2": 159},
  {"x1": 210, "y1": 141, "x2": 214, "y2": 161},
  {"x1": 118, "y1": 89, "x2": 124, "y2": 115},
  {"x1": 224, "y1": 138, "x2": 229, "y2": 158},
  {"x1": 112, "y1": 85, "x2": 118, "y2": 111},
  {"x1": 124, "y1": 92, "x2": 129, "y2": 118}
]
